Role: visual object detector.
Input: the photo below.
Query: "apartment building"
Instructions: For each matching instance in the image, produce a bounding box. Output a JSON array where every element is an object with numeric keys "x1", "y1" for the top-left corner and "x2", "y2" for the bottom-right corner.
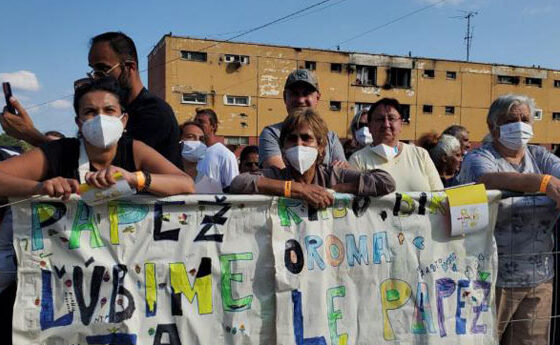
[{"x1": 148, "y1": 34, "x2": 560, "y2": 145}]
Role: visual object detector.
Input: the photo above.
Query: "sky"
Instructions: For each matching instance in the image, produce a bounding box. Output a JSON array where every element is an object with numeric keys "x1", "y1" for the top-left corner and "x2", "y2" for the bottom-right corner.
[{"x1": 0, "y1": 0, "x2": 558, "y2": 136}]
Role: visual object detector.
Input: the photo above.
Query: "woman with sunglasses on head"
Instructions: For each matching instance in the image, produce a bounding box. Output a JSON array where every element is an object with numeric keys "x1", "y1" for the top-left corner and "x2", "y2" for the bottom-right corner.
[{"x1": 0, "y1": 77, "x2": 194, "y2": 200}]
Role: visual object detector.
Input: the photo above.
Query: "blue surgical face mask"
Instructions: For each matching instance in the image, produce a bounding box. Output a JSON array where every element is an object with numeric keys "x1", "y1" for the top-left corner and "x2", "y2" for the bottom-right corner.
[{"x1": 181, "y1": 140, "x2": 207, "y2": 162}]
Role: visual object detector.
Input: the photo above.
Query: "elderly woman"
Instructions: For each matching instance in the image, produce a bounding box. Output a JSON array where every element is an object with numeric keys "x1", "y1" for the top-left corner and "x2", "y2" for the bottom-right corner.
[
  {"x1": 0, "y1": 77, "x2": 195, "y2": 200},
  {"x1": 349, "y1": 98, "x2": 443, "y2": 191},
  {"x1": 343, "y1": 109, "x2": 372, "y2": 159},
  {"x1": 417, "y1": 132, "x2": 463, "y2": 187},
  {"x1": 229, "y1": 108, "x2": 395, "y2": 208},
  {"x1": 457, "y1": 94, "x2": 560, "y2": 345}
]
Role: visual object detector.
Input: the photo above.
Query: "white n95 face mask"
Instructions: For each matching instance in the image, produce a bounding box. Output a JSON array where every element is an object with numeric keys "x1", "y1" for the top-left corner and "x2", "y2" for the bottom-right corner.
[
  {"x1": 355, "y1": 127, "x2": 373, "y2": 146},
  {"x1": 181, "y1": 141, "x2": 207, "y2": 162},
  {"x1": 371, "y1": 143, "x2": 399, "y2": 161},
  {"x1": 81, "y1": 114, "x2": 124, "y2": 149},
  {"x1": 498, "y1": 121, "x2": 533, "y2": 150},
  {"x1": 284, "y1": 146, "x2": 318, "y2": 174}
]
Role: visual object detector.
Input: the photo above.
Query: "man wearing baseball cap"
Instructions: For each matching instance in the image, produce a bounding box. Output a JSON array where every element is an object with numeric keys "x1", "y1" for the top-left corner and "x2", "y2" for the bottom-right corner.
[{"x1": 259, "y1": 69, "x2": 347, "y2": 168}]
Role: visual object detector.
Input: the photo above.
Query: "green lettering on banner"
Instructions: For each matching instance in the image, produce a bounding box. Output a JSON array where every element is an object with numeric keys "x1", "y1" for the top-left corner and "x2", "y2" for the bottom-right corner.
[
  {"x1": 278, "y1": 198, "x2": 303, "y2": 226},
  {"x1": 327, "y1": 286, "x2": 348, "y2": 345},
  {"x1": 219, "y1": 253, "x2": 254, "y2": 312},
  {"x1": 69, "y1": 201, "x2": 104, "y2": 249}
]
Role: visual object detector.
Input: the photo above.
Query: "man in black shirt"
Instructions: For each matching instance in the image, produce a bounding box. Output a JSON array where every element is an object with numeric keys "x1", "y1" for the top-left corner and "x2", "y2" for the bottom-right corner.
[{"x1": 1, "y1": 32, "x2": 182, "y2": 168}]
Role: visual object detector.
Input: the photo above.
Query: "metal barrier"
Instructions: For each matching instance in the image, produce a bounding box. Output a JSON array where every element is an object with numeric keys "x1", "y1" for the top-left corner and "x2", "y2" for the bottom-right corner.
[
  {"x1": 497, "y1": 191, "x2": 559, "y2": 345},
  {"x1": 0, "y1": 191, "x2": 559, "y2": 345}
]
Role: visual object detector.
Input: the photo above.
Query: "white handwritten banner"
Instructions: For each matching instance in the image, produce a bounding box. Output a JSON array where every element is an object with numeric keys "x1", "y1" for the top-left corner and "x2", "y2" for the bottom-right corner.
[{"x1": 11, "y1": 192, "x2": 501, "y2": 345}]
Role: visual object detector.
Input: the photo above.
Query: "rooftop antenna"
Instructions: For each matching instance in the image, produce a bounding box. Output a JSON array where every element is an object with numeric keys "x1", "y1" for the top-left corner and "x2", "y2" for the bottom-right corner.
[{"x1": 453, "y1": 10, "x2": 478, "y2": 61}]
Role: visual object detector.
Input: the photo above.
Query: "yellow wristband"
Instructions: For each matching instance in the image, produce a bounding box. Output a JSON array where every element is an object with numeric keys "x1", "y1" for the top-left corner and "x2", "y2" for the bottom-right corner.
[
  {"x1": 284, "y1": 181, "x2": 292, "y2": 198},
  {"x1": 539, "y1": 174, "x2": 552, "y2": 193},
  {"x1": 136, "y1": 171, "x2": 146, "y2": 190}
]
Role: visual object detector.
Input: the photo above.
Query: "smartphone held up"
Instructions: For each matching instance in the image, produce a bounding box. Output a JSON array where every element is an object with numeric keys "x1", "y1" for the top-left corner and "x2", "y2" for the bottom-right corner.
[{"x1": 2, "y1": 82, "x2": 16, "y2": 114}]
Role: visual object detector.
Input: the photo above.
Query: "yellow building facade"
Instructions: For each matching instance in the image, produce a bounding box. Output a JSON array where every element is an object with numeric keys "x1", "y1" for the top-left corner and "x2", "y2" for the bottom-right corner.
[{"x1": 148, "y1": 35, "x2": 560, "y2": 145}]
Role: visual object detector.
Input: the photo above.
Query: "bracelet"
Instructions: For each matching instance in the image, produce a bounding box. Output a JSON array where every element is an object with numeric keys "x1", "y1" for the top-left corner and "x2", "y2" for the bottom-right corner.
[
  {"x1": 142, "y1": 170, "x2": 152, "y2": 192},
  {"x1": 284, "y1": 181, "x2": 292, "y2": 198},
  {"x1": 539, "y1": 174, "x2": 552, "y2": 193},
  {"x1": 136, "y1": 171, "x2": 146, "y2": 191}
]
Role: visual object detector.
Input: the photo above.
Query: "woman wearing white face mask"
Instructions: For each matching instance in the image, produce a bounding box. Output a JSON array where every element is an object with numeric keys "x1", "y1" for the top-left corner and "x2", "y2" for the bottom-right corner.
[
  {"x1": 0, "y1": 77, "x2": 195, "y2": 200},
  {"x1": 229, "y1": 108, "x2": 395, "y2": 208},
  {"x1": 349, "y1": 98, "x2": 443, "y2": 191},
  {"x1": 457, "y1": 94, "x2": 560, "y2": 345}
]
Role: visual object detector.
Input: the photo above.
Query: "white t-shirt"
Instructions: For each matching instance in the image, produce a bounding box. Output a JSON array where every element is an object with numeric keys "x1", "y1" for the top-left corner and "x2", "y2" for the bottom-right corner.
[
  {"x1": 196, "y1": 143, "x2": 239, "y2": 189},
  {"x1": 349, "y1": 142, "x2": 443, "y2": 192}
]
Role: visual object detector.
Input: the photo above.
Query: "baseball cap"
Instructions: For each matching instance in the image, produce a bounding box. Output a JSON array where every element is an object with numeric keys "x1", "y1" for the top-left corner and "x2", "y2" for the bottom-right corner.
[{"x1": 284, "y1": 69, "x2": 319, "y2": 92}]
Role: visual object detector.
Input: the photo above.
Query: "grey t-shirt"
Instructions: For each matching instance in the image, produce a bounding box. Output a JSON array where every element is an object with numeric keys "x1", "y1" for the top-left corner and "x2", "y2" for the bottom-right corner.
[
  {"x1": 457, "y1": 143, "x2": 560, "y2": 287},
  {"x1": 258, "y1": 122, "x2": 346, "y2": 166}
]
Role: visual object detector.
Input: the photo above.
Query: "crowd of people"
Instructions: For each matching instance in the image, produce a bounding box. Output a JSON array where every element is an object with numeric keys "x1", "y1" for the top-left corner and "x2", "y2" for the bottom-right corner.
[{"x1": 1, "y1": 31, "x2": 559, "y2": 345}]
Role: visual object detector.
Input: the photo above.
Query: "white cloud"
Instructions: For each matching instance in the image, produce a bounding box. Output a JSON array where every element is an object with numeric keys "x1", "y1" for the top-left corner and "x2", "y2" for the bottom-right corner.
[
  {"x1": 49, "y1": 99, "x2": 72, "y2": 110},
  {"x1": 0, "y1": 70, "x2": 40, "y2": 91}
]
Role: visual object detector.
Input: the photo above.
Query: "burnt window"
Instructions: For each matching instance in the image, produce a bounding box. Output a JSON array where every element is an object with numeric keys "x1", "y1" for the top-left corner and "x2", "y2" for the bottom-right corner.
[
  {"x1": 445, "y1": 106, "x2": 455, "y2": 115},
  {"x1": 355, "y1": 65, "x2": 377, "y2": 86},
  {"x1": 423, "y1": 105, "x2": 433, "y2": 113},
  {"x1": 446, "y1": 71, "x2": 457, "y2": 80},
  {"x1": 497, "y1": 75, "x2": 520, "y2": 85},
  {"x1": 390, "y1": 68, "x2": 411, "y2": 88},
  {"x1": 330, "y1": 101, "x2": 342, "y2": 111},
  {"x1": 423, "y1": 69, "x2": 435, "y2": 78},
  {"x1": 525, "y1": 77, "x2": 542, "y2": 87},
  {"x1": 305, "y1": 61, "x2": 316, "y2": 71},
  {"x1": 553, "y1": 112, "x2": 560, "y2": 121}
]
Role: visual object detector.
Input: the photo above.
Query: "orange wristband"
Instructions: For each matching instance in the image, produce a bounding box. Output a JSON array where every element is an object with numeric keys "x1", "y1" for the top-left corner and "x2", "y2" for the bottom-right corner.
[
  {"x1": 284, "y1": 181, "x2": 292, "y2": 198},
  {"x1": 539, "y1": 174, "x2": 552, "y2": 193},
  {"x1": 136, "y1": 171, "x2": 146, "y2": 190}
]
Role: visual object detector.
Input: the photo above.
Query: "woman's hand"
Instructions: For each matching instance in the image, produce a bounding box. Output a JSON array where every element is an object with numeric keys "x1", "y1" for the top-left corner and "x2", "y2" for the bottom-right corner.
[
  {"x1": 294, "y1": 183, "x2": 334, "y2": 209},
  {"x1": 84, "y1": 166, "x2": 137, "y2": 189},
  {"x1": 35, "y1": 177, "x2": 80, "y2": 201}
]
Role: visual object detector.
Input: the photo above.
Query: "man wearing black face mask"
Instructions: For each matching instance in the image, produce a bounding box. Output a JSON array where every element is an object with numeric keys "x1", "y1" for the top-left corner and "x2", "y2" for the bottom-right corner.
[{"x1": 1, "y1": 32, "x2": 182, "y2": 168}]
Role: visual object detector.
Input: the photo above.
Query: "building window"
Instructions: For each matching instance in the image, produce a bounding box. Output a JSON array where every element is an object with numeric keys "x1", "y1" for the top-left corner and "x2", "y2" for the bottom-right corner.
[
  {"x1": 355, "y1": 65, "x2": 376, "y2": 86},
  {"x1": 497, "y1": 75, "x2": 520, "y2": 85},
  {"x1": 224, "y1": 136, "x2": 249, "y2": 145},
  {"x1": 181, "y1": 51, "x2": 207, "y2": 62},
  {"x1": 331, "y1": 63, "x2": 342, "y2": 72},
  {"x1": 534, "y1": 109, "x2": 543, "y2": 121},
  {"x1": 224, "y1": 54, "x2": 250, "y2": 64},
  {"x1": 390, "y1": 68, "x2": 411, "y2": 88},
  {"x1": 423, "y1": 105, "x2": 433, "y2": 114},
  {"x1": 181, "y1": 93, "x2": 207, "y2": 105},
  {"x1": 401, "y1": 104, "x2": 411, "y2": 123},
  {"x1": 554, "y1": 80, "x2": 560, "y2": 88},
  {"x1": 330, "y1": 101, "x2": 342, "y2": 111},
  {"x1": 355, "y1": 103, "x2": 373, "y2": 115},
  {"x1": 446, "y1": 71, "x2": 457, "y2": 80},
  {"x1": 445, "y1": 106, "x2": 455, "y2": 115},
  {"x1": 553, "y1": 112, "x2": 560, "y2": 121},
  {"x1": 224, "y1": 95, "x2": 250, "y2": 106},
  {"x1": 305, "y1": 61, "x2": 316, "y2": 71},
  {"x1": 525, "y1": 77, "x2": 542, "y2": 87},
  {"x1": 423, "y1": 69, "x2": 435, "y2": 78}
]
